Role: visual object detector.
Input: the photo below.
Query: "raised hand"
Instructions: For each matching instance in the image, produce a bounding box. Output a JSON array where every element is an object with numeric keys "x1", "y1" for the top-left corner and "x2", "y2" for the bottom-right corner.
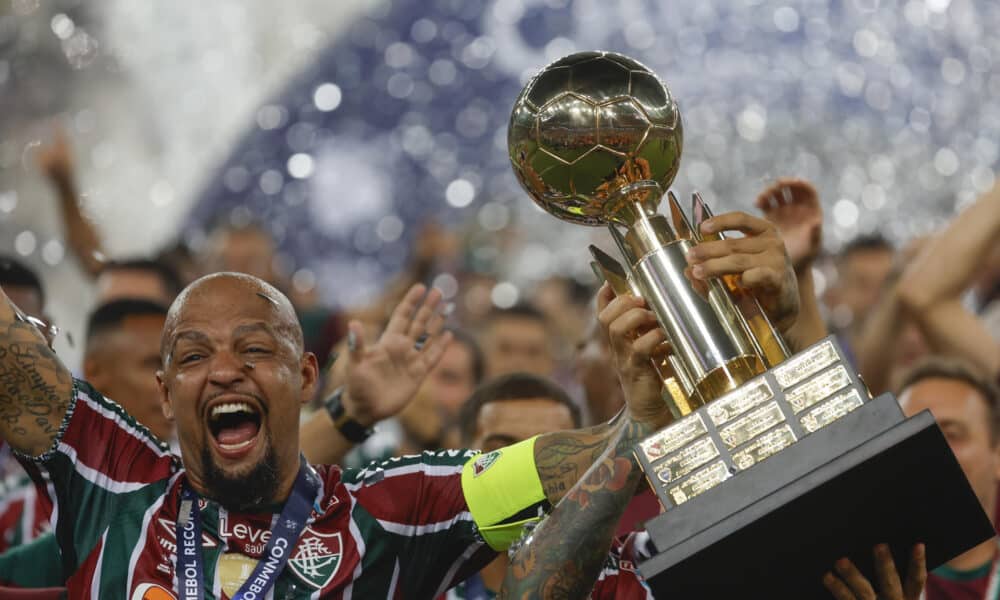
[
  {"x1": 340, "y1": 283, "x2": 452, "y2": 427},
  {"x1": 823, "y1": 544, "x2": 926, "y2": 600},
  {"x1": 686, "y1": 211, "x2": 801, "y2": 332},
  {"x1": 596, "y1": 283, "x2": 670, "y2": 428},
  {"x1": 754, "y1": 178, "x2": 823, "y2": 272}
]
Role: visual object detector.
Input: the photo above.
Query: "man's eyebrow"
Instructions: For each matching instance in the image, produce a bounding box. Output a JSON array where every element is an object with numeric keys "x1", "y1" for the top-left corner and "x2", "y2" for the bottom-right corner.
[
  {"x1": 233, "y1": 322, "x2": 278, "y2": 338},
  {"x1": 168, "y1": 330, "x2": 211, "y2": 358}
]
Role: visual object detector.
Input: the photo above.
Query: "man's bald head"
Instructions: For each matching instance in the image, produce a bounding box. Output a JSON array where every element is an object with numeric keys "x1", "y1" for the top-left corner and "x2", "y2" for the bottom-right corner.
[{"x1": 161, "y1": 272, "x2": 303, "y2": 363}]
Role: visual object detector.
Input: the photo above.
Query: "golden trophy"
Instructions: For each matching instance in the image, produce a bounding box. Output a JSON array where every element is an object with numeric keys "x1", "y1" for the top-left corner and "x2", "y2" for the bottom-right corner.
[{"x1": 508, "y1": 51, "x2": 993, "y2": 598}]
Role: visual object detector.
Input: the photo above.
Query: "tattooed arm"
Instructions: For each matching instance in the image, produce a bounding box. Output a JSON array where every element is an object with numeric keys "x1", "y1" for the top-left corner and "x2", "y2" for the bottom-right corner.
[
  {"x1": 0, "y1": 286, "x2": 73, "y2": 456},
  {"x1": 505, "y1": 417, "x2": 654, "y2": 598},
  {"x1": 502, "y1": 284, "x2": 671, "y2": 597}
]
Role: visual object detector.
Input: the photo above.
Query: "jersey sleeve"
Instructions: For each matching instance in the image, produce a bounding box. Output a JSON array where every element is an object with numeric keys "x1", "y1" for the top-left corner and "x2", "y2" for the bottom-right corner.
[
  {"x1": 590, "y1": 532, "x2": 655, "y2": 600},
  {"x1": 342, "y1": 449, "x2": 500, "y2": 598},
  {"x1": 13, "y1": 379, "x2": 176, "y2": 574}
]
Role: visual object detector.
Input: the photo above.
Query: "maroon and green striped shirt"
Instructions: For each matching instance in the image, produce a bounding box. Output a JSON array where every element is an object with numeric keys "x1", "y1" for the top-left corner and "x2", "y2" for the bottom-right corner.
[{"x1": 16, "y1": 380, "x2": 500, "y2": 598}]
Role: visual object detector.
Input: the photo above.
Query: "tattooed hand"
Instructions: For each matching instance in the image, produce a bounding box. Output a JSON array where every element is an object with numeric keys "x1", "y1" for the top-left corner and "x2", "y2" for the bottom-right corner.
[{"x1": 0, "y1": 288, "x2": 73, "y2": 456}]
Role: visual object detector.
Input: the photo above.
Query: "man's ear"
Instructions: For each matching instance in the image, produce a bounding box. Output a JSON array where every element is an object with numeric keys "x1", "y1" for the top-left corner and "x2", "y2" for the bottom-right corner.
[
  {"x1": 300, "y1": 352, "x2": 319, "y2": 406},
  {"x1": 157, "y1": 370, "x2": 174, "y2": 420}
]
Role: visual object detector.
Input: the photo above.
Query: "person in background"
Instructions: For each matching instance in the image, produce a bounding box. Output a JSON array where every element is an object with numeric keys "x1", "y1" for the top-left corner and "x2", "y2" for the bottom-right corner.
[
  {"x1": 857, "y1": 184, "x2": 1000, "y2": 396},
  {"x1": 895, "y1": 185, "x2": 1000, "y2": 378},
  {"x1": 479, "y1": 303, "x2": 555, "y2": 379},
  {"x1": 0, "y1": 258, "x2": 50, "y2": 343},
  {"x1": 303, "y1": 329, "x2": 484, "y2": 466},
  {"x1": 441, "y1": 372, "x2": 584, "y2": 599},
  {"x1": 824, "y1": 234, "x2": 896, "y2": 340},
  {"x1": 81, "y1": 299, "x2": 174, "y2": 443},
  {"x1": 532, "y1": 275, "x2": 595, "y2": 361},
  {"x1": 94, "y1": 258, "x2": 182, "y2": 306},
  {"x1": 896, "y1": 357, "x2": 1000, "y2": 599}
]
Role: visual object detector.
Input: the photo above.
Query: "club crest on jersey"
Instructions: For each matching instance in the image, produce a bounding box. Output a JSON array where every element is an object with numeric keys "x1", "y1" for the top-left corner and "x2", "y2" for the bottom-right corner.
[
  {"x1": 473, "y1": 450, "x2": 501, "y2": 477},
  {"x1": 287, "y1": 528, "x2": 343, "y2": 589}
]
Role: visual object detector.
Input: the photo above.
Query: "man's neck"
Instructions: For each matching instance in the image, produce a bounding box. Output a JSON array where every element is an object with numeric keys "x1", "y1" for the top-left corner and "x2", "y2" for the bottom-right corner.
[{"x1": 947, "y1": 537, "x2": 998, "y2": 572}]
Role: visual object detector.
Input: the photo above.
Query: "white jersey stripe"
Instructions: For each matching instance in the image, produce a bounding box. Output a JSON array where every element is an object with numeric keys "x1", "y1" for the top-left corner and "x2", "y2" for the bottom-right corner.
[
  {"x1": 343, "y1": 462, "x2": 469, "y2": 492},
  {"x1": 19, "y1": 483, "x2": 35, "y2": 542},
  {"x1": 78, "y1": 390, "x2": 170, "y2": 458},
  {"x1": 57, "y1": 442, "x2": 150, "y2": 494},
  {"x1": 387, "y1": 558, "x2": 400, "y2": 598},
  {"x1": 127, "y1": 471, "x2": 180, "y2": 594},
  {"x1": 90, "y1": 528, "x2": 108, "y2": 598},
  {"x1": 341, "y1": 493, "x2": 367, "y2": 600},
  {"x1": 376, "y1": 511, "x2": 475, "y2": 537},
  {"x1": 39, "y1": 462, "x2": 59, "y2": 535}
]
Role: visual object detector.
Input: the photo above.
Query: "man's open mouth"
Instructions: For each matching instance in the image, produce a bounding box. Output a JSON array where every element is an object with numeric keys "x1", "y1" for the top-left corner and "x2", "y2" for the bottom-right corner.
[{"x1": 208, "y1": 400, "x2": 262, "y2": 454}]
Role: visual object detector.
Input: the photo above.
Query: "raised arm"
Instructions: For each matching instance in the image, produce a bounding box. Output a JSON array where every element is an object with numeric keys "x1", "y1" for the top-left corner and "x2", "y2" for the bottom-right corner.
[
  {"x1": 36, "y1": 127, "x2": 105, "y2": 278},
  {"x1": 754, "y1": 178, "x2": 830, "y2": 351},
  {"x1": 0, "y1": 286, "x2": 73, "y2": 456},
  {"x1": 502, "y1": 285, "x2": 670, "y2": 598},
  {"x1": 897, "y1": 185, "x2": 1000, "y2": 307},
  {"x1": 300, "y1": 283, "x2": 452, "y2": 465},
  {"x1": 896, "y1": 188, "x2": 1000, "y2": 376}
]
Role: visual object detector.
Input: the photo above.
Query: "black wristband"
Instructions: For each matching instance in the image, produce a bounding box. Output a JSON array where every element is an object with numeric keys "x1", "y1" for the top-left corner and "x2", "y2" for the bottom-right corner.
[{"x1": 324, "y1": 387, "x2": 374, "y2": 444}]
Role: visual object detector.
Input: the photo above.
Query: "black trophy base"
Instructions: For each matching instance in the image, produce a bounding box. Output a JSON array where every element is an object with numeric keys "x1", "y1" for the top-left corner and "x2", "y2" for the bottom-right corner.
[{"x1": 638, "y1": 394, "x2": 994, "y2": 599}]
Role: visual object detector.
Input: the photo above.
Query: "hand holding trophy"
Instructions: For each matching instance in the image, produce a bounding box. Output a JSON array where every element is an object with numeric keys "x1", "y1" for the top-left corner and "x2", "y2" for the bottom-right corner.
[{"x1": 507, "y1": 51, "x2": 992, "y2": 598}]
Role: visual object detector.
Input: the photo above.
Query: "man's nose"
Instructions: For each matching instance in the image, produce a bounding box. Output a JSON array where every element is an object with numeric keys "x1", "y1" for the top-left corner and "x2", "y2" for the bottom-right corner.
[{"x1": 207, "y1": 350, "x2": 247, "y2": 387}]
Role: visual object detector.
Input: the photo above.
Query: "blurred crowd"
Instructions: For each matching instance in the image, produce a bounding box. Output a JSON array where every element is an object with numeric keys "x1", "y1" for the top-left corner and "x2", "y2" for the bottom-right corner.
[{"x1": 0, "y1": 122, "x2": 998, "y2": 600}]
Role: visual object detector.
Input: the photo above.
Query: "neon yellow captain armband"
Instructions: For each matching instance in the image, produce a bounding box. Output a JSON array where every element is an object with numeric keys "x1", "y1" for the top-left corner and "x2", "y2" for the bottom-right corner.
[{"x1": 461, "y1": 435, "x2": 548, "y2": 551}]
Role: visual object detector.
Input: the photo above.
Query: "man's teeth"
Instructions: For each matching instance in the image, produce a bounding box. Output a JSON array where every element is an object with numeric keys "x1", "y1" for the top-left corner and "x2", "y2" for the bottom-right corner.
[
  {"x1": 211, "y1": 402, "x2": 255, "y2": 418},
  {"x1": 219, "y1": 438, "x2": 254, "y2": 451}
]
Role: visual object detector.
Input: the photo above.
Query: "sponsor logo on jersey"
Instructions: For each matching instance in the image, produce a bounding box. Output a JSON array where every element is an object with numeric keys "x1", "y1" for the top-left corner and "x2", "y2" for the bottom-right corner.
[
  {"x1": 287, "y1": 528, "x2": 343, "y2": 589},
  {"x1": 132, "y1": 583, "x2": 177, "y2": 600},
  {"x1": 472, "y1": 450, "x2": 501, "y2": 477}
]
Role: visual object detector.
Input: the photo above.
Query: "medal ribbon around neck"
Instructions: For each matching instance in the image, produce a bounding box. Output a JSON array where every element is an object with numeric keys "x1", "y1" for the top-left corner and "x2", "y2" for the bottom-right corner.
[{"x1": 175, "y1": 456, "x2": 320, "y2": 600}]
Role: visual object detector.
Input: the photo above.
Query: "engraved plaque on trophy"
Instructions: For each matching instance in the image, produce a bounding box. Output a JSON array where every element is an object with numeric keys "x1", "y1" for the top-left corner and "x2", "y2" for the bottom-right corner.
[{"x1": 507, "y1": 51, "x2": 994, "y2": 598}]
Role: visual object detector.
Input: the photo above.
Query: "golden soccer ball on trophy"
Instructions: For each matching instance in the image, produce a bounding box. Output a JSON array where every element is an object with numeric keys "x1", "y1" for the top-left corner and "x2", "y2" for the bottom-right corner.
[{"x1": 507, "y1": 51, "x2": 683, "y2": 226}]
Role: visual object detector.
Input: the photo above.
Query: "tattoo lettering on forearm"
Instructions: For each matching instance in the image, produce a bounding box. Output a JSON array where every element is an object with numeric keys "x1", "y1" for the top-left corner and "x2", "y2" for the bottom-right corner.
[
  {"x1": 0, "y1": 316, "x2": 72, "y2": 453},
  {"x1": 503, "y1": 419, "x2": 655, "y2": 599}
]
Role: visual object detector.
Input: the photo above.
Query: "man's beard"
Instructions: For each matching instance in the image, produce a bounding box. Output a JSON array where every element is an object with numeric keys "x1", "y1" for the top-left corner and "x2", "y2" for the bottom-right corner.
[{"x1": 200, "y1": 439, "x2": 280, "y2": 512}]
